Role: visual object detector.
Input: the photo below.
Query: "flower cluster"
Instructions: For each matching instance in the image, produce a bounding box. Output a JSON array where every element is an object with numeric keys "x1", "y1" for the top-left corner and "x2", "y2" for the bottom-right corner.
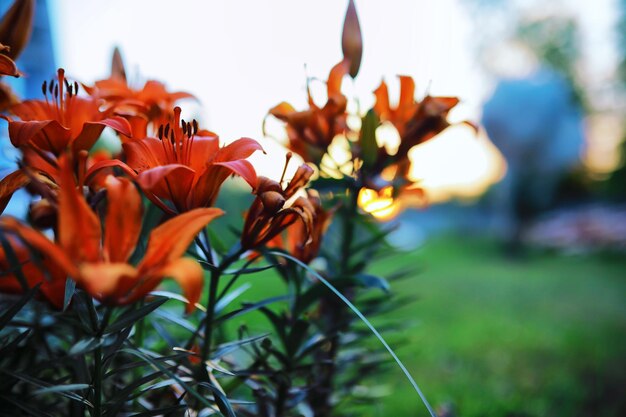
[{"x1": 0, "y1": 1, "x2": 464, "y2": 415}]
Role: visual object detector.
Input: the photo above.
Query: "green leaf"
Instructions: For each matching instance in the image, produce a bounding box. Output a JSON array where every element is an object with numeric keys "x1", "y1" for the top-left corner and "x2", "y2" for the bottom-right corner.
[
  {"x1": 1, "y1": 370, "x2": 93, "y2": 407},
  {"x1": 130, "y1": 404, "x2": 187, "y2": 416},
  {"x1": 360, "y1": 109, "x2": 380, "y2": 167},
  {"x1": 197, "y1": 382, "x2": 237, "y2": 417},
  {"x1": 68, "y1": 337, "x2": 102, "y2": 356},
  {"x1": 0, "y1": 283, "x2": 40, "y2": 331},
  {"x1": 215, "y1": 283, "x2": 251, "y2": 313},
  {"x1": 215, "y1": 295, "x2": 290, "y2": 325},
  {"x1": 0, "y1": 232, "x2": 29, "y2": 291},
  {"x1": 63, "y1": 278, "x2": 76, "y2": 311},
  {"x1": 0, "y1": 329, "x2": 31, "y2": 355},
  {"x1": 0, "y1": 394, "x2": 54, "y2": 417},
  {"x1": 32, "y1": 384, "x2": 90, "y2": 396},
  {"x1": 223, "y1": 264, "x2": 276, "y2": 275},
  {"x1": 120, "y1": 348, "x2": 217, "y2": 411},
  {"x1": 268, "y1": 251, "x2": 437, "y2": 417},
  {"x1": 105, "y1": 298, "x2": 168, "y2": 334},
  {"x1": 354, "y1": 273, "x2": 390, "y2": 292}
]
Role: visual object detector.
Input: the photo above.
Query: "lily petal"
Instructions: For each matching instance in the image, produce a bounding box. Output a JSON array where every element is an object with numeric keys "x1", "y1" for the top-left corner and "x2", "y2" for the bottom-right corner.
[
  {"x1": 0, "y1": 169, "x2": 29, "y2": 213},
  {"x1": 136, "y1": 164, "x2": 196, "y2": 212},
  {"x1": 156, "y1": 257, "x2": 204, "y2": 313},
  {"x1": 0, "y1": 53, "x2": 18, "y2": 77},
  {"x1": 215, "y1": 137, "x2": 264, "y2": 163},
  {"x1": 103, "y1": 176, "x2": 143, "y2": 263},
  {"x1": 139, "y1": 207, "x2": 223, "y2": 269},
  {"x1": 0, "y1": 216, "x2": 78, "y2": 278},
  {"x1": 213, "y1": 159, "x2": 258, "y2": 189},
  {"x1": 57, "y1": 156, "x2": 102, "y2": 264},
  {"x1": 79, "y1": 262, "x2": 138, "y2": 300},
  {"x1": 72, "y1": 116, "x2": 132, "y2": 153}
]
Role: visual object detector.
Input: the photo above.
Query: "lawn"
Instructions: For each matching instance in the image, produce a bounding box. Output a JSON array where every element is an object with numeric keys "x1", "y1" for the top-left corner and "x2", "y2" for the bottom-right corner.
[
  {"x1": 367, "y1": 237, "x2": 626, "y2": 417},
  {"x1": 229, "y1": 235, "x2": 626, "y2": 417}
]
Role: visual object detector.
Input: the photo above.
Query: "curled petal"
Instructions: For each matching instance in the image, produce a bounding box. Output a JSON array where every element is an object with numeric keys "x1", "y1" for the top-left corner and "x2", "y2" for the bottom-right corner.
[
  {"x1": 0, "y1": 170, "x2": 29, "y2": 213},
  {"x1": 0, "y1": 53, "x2": 18, "y2": 77},
  {"x1": 72, "y1": 116, "x2": 132, "y2": 153},
  {"x1": 327, "y1": 60, "x2": 350, "y2": 98},
  {"x1": 215, "y1": 137, "x2": 264, "y2": 163},
  {"x1": 213, "y1": 159, "x2": 258, "y2": 189},
  {"x1": 6, "y1": 119, "x2": 69, "y2": 153},
  {"x1": 269, "y1": 102, "x2": 296, "y2": 120}
]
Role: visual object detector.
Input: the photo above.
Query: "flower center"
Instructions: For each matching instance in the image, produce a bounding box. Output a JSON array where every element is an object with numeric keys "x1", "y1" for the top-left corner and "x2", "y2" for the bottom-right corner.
[{"x1": 156, "y1": 106, "x2": 198, "y2": 166}]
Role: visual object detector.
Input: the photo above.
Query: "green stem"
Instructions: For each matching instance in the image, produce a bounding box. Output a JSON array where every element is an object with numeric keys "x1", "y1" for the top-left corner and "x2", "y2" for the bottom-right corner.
[
  {"x1": 200, "y1": 267, "x2": 220, "y2": 363},
  {"x1": 93, "y1": 345, "x2": 102, "y2": 417},
  {"x1": 340, "y1": 186, "x2": 359, "y2": 275},
  {"x1": 199, "y1": 248, "x2": 244, "y2": 364}
]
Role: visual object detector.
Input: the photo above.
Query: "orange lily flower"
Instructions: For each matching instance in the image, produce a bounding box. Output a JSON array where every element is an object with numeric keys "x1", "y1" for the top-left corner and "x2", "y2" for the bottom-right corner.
[
  {"x1": 83, "y1": 48, "x2": 194, "y2": 139},
  {"x1": 116, "y1": 106, "x2": 263, "y2": 213},
  {"x1": 0, "y1": 156, "x2": 222, "y2": 312},
  {"x1": 5, "y1": 68, "x2": 132, "y2": 156},
  {"x1": 241, "y1": 157, "x2": 316, "y2": 251},
  {"x1": 269, "y1": 60, "x2": 349, "y2": 165},
  {"x1": 0, "y1": 234, "x2": 66, "y2": 308},
  {"x1": 373, "y1": 76, "x2": 460, "y2": 168},
  {"x1": 0, "y1": 145, "x2": 115, "y2": 216},
  {"x1": 266, "y1": 189, "x2": 332, "y2": 264}
]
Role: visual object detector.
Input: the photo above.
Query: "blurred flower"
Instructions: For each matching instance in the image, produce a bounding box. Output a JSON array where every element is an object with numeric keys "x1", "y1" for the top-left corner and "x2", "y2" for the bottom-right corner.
[
  {"x1": 0, "y1": 156, "x2": 222, "y2": 312},
  {"x1": 241, "y1": 156, "x2": 316, "y2": 250},
  {"x1": 0, "y1": 234, "x2": 66, "y2": 308},
  {"x1": 115, "y1": 107, "x2": 263, "y2": 214},
  {"x1": 84, "y1": 48, "x2": 194, "y2": 139},
  {"x1": 0, "y1": 0, "x2": 34, "y2": 111},
  {"x1": 0, "y1": 43, "x2": 19, "y2": 77},
  {"x1": 0, "y1": 146, "x2": 115, "y2": 216},
  {"x1": 357, "y1": 183, "x2": 424, "y2": 221},
  {"x1": 373, "y1": 76, "x2": 460, "y2": 170},
  {"x1": 0, "y1": 0, "x2": 34, "y2": 60},
  {"x1": 4, "y1": 69, "x2": 132, "y2": 156},
  {"x1": 269, "y1": 60, "x2": 349, "y2": 165}
]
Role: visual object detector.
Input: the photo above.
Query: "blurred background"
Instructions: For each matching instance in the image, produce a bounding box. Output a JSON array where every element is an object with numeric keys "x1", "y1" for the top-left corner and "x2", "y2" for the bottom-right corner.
[{"x1": 2, "y1": 0, "x2": 625, "y2": 416}]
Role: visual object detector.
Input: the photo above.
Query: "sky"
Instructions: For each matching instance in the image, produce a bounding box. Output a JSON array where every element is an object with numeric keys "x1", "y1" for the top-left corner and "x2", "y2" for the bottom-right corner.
[{"x1": 48, "y1": 0, "x2": 620, "y2": 201}]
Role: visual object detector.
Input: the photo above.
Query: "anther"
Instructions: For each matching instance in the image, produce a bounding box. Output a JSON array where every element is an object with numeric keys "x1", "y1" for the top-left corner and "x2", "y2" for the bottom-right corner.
[
  {"x1": 74, "y1": 81, "x2": 79, "y2": 95},
  {"x1": 53, "y1": 84, "x2": 59, "y2": 98},
  {"x1": 182, "y1": 121, "x2": 187, "y2": 135},
  {"x1": 164, "y1": 123, "x2": 170, "y2": 139},
  {"x1": 192, "y1": 120, "x2": 198, "y2": 135},
  {"x1": 49, "y1": 79, "x2": 54, "y2": 94},
  {"x1": 41, "y1": 81, "x2": 47, "y2": 96}
]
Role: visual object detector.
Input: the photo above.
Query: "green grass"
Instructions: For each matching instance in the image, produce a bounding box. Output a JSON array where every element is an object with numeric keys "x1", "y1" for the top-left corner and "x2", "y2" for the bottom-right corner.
[
  {"x1": 228, "y1": 235, "x2": 626, "y2": 417},
  {"x1": 364, "y1": 237, "x2": 626, "y2": 417}
]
